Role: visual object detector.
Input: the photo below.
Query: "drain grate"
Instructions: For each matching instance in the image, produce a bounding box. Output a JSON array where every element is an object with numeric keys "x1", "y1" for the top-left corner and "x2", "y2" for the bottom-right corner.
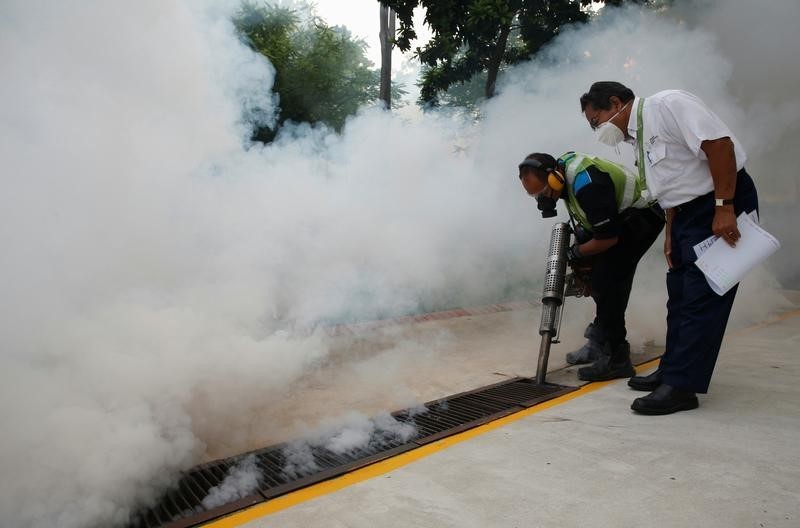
[
  {"x1": 131, "y1": 458, "x2": 265, "y2": 528},
  {"x1": 129, "y1": 378, "x2": 574, "y2": 528}
]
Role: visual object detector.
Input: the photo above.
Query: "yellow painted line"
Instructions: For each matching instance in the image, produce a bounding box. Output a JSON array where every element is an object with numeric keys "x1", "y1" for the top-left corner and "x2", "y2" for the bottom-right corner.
[
  {"x1": 204, "y1": 359, "x2": 660, "y2": 528},
  {"x1": 730, "y1": 308, "x2": 800, "y2": 335},
  {"x1": 203, "y1": 307, "x2": 800, "y2": 527}
]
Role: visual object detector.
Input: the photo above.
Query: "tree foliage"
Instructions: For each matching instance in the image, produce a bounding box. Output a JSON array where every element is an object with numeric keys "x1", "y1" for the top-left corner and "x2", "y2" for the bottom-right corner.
[
  {"x1": 235, "y1": 2, "x2": 401, "y2": 140},
  {"x1": 381, "y1": 0, "x2": 595, "y2": 105}
]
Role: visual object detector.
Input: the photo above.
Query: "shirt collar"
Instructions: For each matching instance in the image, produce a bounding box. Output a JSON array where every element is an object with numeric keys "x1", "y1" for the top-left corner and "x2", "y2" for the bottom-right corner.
[{"x1": 626, "y1": 96, "x2": 640, "y2": 139}]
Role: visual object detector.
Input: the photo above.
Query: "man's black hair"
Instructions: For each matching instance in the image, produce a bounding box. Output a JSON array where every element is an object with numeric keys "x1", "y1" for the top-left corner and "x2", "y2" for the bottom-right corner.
[
  {"x1": 523, "y1": 152, "x2": 557, "y2": 175},
  {"x1": 580, "y1": 81, "x2": 635, "y2": 112}
]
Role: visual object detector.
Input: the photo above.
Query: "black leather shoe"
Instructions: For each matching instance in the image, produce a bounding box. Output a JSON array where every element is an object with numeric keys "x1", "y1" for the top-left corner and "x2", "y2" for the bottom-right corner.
[
  {"x1": 631, "y1": 384, "x2": 699, "y2": 415},
  {"x1": 628, "y1": 368, "x2": 662, "y2": 392},
  {"x1": 578, "y1": 355, "x2": 635, "y2": 382}
]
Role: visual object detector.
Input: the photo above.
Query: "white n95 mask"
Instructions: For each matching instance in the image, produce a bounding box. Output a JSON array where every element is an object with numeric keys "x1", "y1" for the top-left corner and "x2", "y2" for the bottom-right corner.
[
  {"x1": 594, "y1": 101, "x2": 630, "y2": 147},
  {"x1": 596, "y1": 121, "x2": 625, "y2": 146}
]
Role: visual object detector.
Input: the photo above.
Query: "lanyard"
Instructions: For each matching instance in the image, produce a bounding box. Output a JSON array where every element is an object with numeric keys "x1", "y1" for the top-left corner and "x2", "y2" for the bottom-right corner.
[{"x1": 636, "y1": 97, "x2": 646, "y2": 186}]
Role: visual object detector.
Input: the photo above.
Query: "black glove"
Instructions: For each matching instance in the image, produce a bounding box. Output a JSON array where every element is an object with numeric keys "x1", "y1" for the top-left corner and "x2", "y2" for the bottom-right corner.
[
  {"x1": 573, "y1": 225, "x2": 592, "y2": 244},
  {"x1": 566, "y1": 243, "x2": 583, "y2": 264}
]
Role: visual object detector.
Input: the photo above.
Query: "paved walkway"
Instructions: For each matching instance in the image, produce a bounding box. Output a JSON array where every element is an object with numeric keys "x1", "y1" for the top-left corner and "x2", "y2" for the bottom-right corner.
[{"x1": 204, "y1": 302, "x2": 800, "y2": 528}]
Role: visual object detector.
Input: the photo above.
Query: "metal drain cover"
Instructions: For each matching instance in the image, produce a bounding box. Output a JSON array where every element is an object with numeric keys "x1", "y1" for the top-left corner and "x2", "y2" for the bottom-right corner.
[{"x1": 130, "y1": 378, "x2": 574, "y2": 527}]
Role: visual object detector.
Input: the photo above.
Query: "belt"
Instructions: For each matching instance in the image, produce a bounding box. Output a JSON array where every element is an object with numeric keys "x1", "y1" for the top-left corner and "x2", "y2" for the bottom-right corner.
[{"x1": 673, "y1": 191, "x2": 713, "y2": 213}]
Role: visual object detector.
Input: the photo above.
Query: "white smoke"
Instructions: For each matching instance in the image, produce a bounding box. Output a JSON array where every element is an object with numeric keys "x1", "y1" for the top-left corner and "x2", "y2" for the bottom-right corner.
[
  {"x1": 201, "y1": 455, "x2": 261, "y2": 511},
  {"x1": 482, "y1": 0, "x2": 799, "y2": 330},
  {"x1": 282, "y1": 411, "x2": 417, "y2": 479},
  {"x1": 1, "y1": 0, "x2": 798, "y2": 527}
]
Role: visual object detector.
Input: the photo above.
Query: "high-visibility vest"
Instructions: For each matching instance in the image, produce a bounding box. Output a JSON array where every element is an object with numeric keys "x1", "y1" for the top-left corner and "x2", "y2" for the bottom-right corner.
[{"x1": 559, "y1": 151, "x2": 651, "y2": 231}]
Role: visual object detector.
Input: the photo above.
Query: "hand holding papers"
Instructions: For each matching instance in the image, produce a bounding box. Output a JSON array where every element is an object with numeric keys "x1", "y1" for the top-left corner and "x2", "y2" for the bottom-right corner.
[{"x1": 694, "y1": 212, "x2": 781, "y2": 296}]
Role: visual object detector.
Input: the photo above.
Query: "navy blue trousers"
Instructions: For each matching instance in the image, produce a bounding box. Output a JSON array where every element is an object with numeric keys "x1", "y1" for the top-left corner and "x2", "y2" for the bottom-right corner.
[{"x1": 661, "y1": 169, "x2": 759, "y2": 393}]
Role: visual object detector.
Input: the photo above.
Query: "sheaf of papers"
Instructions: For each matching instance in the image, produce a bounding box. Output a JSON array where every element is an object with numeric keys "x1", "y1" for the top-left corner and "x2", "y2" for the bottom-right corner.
[
  {"x1": 693, "y1": 210, "x2": 759, "y2": 259},
  {"x1": 694, "y1": 211, "x2": 780, "y2": 296}
]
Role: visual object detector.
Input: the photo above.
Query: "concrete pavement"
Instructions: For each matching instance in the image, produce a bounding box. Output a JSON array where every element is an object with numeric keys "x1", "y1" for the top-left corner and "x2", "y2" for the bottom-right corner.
[{"x1": 205, "y1": 300, "x2": 800, "y2": 528}]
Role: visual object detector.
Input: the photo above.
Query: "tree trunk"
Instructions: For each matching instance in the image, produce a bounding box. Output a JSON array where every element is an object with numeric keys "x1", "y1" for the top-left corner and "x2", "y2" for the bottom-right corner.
[
  {"x1": 485, "y1": 23, "x2": 511, "y2": 99},
  {"x1": 379, "y1": 4, "x2": 395, "y2": 108}
]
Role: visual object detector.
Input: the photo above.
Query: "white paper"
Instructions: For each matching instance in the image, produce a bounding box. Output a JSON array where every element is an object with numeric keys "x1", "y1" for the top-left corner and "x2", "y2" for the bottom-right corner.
[
  {"x1": 692, "y1": 210, "x2": 761, "y2": 259},
  {"x1": 693, "y1": 233, "x2": 719, "y2": 259},
  {"x1": 694, "y1": 212, "x2": 781, "y2": 295}
]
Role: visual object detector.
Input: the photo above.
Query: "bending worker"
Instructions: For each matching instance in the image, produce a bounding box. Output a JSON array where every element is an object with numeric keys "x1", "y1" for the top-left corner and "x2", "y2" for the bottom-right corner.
[
  {"x1": 580, "y1": 81, "x2": 759, "y2": 415},
  {"x1": 519, "y1": 151, "x2": 665, "y2": 382}
]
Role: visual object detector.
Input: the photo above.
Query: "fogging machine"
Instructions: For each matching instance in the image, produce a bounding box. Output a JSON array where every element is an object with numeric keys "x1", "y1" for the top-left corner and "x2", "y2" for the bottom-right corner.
[{"x1": 535, "y1": 222, "x2": 590, "y2": 384}]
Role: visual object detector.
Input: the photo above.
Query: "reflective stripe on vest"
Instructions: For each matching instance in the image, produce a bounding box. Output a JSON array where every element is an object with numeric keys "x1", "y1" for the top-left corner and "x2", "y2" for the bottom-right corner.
[{"x1": 560, "y1": 151, "x2": 650, "y2": 231}]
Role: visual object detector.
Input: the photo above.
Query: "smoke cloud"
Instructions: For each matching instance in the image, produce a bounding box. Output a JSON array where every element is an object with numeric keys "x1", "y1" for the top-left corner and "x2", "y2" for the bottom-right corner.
[
  {"x1": 201, "y1": 455, "x2": 261, "y2": 510},
  {"x1": 0, "y1": 0, "x2": 797, "y2": 526},
  {"x1": 282, "y1": 411, "x2": 417, "y2": 480}
]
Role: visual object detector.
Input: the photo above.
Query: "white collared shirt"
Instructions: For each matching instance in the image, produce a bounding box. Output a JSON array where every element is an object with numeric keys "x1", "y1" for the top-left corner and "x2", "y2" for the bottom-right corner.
[{"x1": 625, "y1": 90, "x2": 747, "y2": 209}]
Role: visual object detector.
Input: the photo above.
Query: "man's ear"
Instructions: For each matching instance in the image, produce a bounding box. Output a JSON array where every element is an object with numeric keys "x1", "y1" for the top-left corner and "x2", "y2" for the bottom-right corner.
[{"x1": 608, "y1": 95, "x2": 621, "y2": 108}]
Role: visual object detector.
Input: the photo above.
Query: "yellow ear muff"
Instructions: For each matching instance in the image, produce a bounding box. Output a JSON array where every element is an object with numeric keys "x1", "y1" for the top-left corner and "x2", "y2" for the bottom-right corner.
[{"x1": 547, "y1": 170, "x2": 565, "y2": 192}]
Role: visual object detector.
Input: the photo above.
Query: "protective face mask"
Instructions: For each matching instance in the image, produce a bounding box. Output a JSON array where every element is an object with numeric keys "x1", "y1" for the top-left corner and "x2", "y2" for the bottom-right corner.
[
  {"x1": 595, "y1": 121, "x2": 625, "y2": 147},
  {"x1": 594, "y1": 101, "x2": 630, "y2": 147},
  {"x1": 536, "y1": 194, "x2": 558, "y2": 218}
]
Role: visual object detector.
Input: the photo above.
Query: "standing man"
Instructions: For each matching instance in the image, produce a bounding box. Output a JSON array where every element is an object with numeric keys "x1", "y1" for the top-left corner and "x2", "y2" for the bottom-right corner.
[
  {"x1": 580, "y1": 81, "x2": 759, "y2": 415},
  {"x1": 519, "y1": 151, "x2": 664, "y2": 382}
]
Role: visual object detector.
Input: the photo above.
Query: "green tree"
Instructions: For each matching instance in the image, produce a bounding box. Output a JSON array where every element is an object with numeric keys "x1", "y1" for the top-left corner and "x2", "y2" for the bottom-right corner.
[
  {"x1": 235, "y1": 2, "x2": 401, "y2": 140},
  {"x1": 433, "y1": 70, "x2": 488, "y2": 117},
  {"x1": 383, "y1": 0, "x2": 594, "y2": 105}
]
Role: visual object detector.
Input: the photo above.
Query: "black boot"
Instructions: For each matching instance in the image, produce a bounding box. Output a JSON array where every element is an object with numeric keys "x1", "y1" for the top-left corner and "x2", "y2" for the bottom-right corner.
[
  {"x1": 565, "y1": 339, "x2": 604, "y2": 365},
  {"x1": 566, "y1": 322, "x2": 605, "y2": 365},
  {"x1": 628, "y1": 368, "x2": 662, "y2": 392},
  {"x1": 578, "y1": 341, "x2": 635, "y2": 382}
]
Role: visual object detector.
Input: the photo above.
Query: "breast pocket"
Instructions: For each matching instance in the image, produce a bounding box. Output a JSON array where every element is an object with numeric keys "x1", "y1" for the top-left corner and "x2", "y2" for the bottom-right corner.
[{"x1": 644, "y1": 140, "x2": 666, "y2": 168}]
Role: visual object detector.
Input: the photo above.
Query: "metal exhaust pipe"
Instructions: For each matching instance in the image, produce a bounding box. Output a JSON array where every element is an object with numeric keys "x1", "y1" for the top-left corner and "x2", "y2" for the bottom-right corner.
[{"x1": 535, "y1": 222, "x2": 571, "y2": 384}]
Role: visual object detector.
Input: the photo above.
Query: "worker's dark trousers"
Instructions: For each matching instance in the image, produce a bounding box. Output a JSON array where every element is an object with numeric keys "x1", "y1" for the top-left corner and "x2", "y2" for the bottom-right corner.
[
  {"x1": 661, "y1": 169, "x2": 759, "y2": 393},
  {"x1": 590, "y1": 205, "x2": 665, "y2": 354}
]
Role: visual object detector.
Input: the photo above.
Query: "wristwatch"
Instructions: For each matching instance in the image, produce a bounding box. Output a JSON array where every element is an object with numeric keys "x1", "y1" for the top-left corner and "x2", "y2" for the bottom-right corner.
[{"x1": 714, "y1": 198, "x2": 734, "y2": 206}]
